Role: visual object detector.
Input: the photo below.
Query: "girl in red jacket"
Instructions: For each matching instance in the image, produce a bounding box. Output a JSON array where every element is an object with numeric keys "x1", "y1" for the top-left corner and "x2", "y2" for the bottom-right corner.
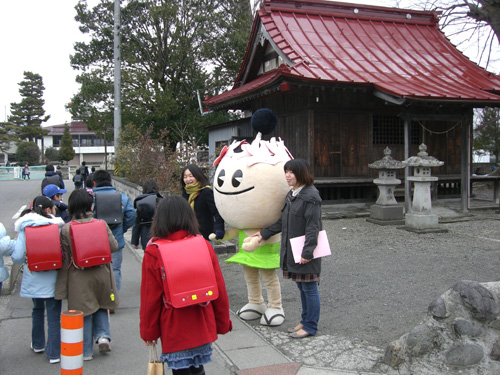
[{"x1": 140, "y1": 195, "x2": 232, "y2": 375}]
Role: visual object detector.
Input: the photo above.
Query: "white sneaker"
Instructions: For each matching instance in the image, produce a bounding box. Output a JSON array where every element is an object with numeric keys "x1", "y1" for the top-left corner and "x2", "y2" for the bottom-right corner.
[
  {"x1": 49, "y1": 358, "x2": 60, "y2": 364},
  {"x1": 97, "y1": 337, "x2": 111, "y2": 353},
  {"x1": 30, "y1": 343, "x2": 45, "y2": 353},
  {"x1": 83, "y1": 355, "x2": 93, "y2": 361}
]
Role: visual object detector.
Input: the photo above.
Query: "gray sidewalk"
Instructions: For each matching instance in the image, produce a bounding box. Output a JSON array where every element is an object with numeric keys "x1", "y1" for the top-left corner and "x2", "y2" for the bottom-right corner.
[
  {"x1": 2, "y1": 181, "x2": 499, "y2": 374},
  {"x1": 127, "y1": 235, "x2": 377, "y2": 375}
]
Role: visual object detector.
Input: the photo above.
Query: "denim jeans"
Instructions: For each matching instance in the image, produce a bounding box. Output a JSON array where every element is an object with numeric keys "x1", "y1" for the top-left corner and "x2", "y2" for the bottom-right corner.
[
  {"x1": 83, "y1": 309, "x2": 111, "y2": 357},
  {"x1": 32, "y1": 298, "x2": 62, "y2": 359},
  {"x1": 296, "y1": 281, "x2": 320, "y2": 335},
  {"x1": 111, "y1": 248, "x2": 123, "y2": 291}
]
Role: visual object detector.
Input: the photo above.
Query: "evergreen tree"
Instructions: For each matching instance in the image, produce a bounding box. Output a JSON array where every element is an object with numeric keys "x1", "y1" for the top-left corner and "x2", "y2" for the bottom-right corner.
[
  {"x1": 0, "y1": 122, "x2": 16, "y2": 156},
  {"x1": 44, "y1": 147, "x2": 61, "y2": 163},
  {"x1": 9, "y1": 71, "x2": 50, "y2": 142},
  {"x1": 69, "y1": 0, "x2": 251, "y2": 148},
  {"x1": 15, "y1": 141, "x2": 40, "y2": 166},
  {"x1": 473, "y1": 107, "x2": 500, "y2": 162},
  {"x1": 59, "y1": 124, "x2": 76, "y2": 164}
]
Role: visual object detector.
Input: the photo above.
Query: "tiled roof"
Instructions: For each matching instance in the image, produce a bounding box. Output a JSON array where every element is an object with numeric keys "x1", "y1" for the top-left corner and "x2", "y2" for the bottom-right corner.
[
  {"x1": 205, "y1": 0, "x2": 500, "y2": 107},
  {"x1": 45, "y1": 122, "x2": 93, "y2": 135}
]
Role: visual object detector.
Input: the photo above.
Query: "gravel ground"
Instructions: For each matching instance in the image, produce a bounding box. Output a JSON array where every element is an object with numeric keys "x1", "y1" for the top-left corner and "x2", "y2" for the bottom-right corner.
[{"x1": 218, "y1": 196, "x2": 500, "y2": 371}]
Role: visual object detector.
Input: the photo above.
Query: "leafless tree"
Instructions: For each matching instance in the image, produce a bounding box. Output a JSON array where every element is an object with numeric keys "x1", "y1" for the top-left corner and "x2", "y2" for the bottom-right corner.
[{"x1": 401, "y1": 0, "x2": 500, "y2": 70}]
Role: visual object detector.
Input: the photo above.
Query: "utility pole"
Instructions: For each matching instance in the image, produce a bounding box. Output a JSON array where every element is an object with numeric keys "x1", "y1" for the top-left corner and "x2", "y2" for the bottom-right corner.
[{"x1": 113, "y1": 0, "x2": 121, "y2": 159}]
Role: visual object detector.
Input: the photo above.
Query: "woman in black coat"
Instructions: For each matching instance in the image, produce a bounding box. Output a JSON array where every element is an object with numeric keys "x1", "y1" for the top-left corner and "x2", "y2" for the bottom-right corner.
[
  {"x1": 253, "y1": 159, "x2": 322, "y2": 339},
  {"x1": 132, "y1": 179, "x2": 163, "y2": 250},
  {"x1": 181, "y1": 164, "x2": 225, "y2": 241}
]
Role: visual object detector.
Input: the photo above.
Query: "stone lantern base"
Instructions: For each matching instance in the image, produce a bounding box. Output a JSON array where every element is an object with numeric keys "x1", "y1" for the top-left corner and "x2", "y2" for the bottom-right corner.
[
  {"x1": 402, "y1": 212, "x2": 448, "y2": 233},
  {"x1": 367, "y1": 204, "x2": 405, "y2": 225}
]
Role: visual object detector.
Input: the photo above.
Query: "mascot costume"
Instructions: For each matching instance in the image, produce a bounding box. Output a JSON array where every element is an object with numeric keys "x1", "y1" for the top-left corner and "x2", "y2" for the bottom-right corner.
[{"x1": 210, "y1": 108, "x2": 293, "y2": 326}]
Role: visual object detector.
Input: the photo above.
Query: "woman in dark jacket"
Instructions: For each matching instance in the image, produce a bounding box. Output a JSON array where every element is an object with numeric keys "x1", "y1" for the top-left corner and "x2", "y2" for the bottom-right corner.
[
  {"x1": 181, "y1": 164, "x2": 225, "y2": 241},
  {"x1": 253, "y1": 158, "x2": 322, "y2": 338},
  {"x1": 131, "y1": 179, "x2": 163, "y2": 250}
]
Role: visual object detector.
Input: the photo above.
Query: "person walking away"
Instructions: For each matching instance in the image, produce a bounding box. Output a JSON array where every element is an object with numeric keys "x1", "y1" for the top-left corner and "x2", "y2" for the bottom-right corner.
[
  {"x1": 86, "y1": 166, "x2": 96, "y2": 189},
  {"x1": 80, "y1": 161, "x2": 89, "y2": 185},
  {"x1": 132, "y1": 179, "x2": 163, "y2": 250},
  {"x1": 0, "y1": 222, "x2": 16, "y2": 294},
  {"x1": 92, "y1": 170, "x2": 135, "y2": 293},
  {"x1": 73, "y1": 169, "x2": 84, "y2": 189},
  {"x1": 41, "y1": 164, "x2": 65, "y2": 192},
  {"x1": 56, "y1": 165, "x2": 63, "y2": 179},
  {"x1": 181, "y1": 164, "x2": 225, "y2": 241},
  {"x1": 250, "y1": 159, "x2": 323, "y2": 339},
  {"x1": 140, "y1": 195, "x2": 232, "y2": 375},
  {"x1": 12, "y1": 196, "x2": 65, "y2": 363},
  {"x1": 43, "y1": 184, "x2": 70, "y2": 223},
  {"x1": 55, "y1": 189, "x2": 119, "y2": 361},
  {"x1": 22, "y1": 164, "x2": 30, "y2": 180}
]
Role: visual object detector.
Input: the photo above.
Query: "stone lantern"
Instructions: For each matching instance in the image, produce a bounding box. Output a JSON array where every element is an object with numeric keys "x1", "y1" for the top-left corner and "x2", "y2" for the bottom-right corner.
[
  {"x1": 367, "y1": 147, "x2": 405, "y2": 225},
  {"x1": 404, "y1": 143, "x2": 445, "y2": 231}
]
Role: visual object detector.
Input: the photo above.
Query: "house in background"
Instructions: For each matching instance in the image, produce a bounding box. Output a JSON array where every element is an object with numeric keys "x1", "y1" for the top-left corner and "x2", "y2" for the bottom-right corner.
[
  {"x1": 204, "y1": 0, "x2": 500, "y2": 209},
  {"x1": 40, "y1": 121, "x2": 114, "y2": 167}
]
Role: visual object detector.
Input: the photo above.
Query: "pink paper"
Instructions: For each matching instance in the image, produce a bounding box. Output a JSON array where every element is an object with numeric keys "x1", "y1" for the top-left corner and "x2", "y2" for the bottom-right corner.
[{"x1": 290, "y1": 230, "x2": 331, "y2": 263}]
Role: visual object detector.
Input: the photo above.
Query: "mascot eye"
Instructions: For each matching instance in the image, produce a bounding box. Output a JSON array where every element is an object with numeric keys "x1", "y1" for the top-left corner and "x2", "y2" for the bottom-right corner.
[
  {"x1": 217, "y1": 169, "x2": 225, "y2": 187},
  {"x1": 232, "y1": 170, "x2": 243, "y2": 188}
]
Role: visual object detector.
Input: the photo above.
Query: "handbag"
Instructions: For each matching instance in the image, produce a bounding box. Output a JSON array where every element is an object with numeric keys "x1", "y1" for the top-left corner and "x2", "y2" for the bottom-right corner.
[
  {"x1": 70, "y1": 219, "x2": 111, "y2": 268},
  {"x1": 25, "y1": 224, "x2": 62, "y2": 271},
  {"x1": 147, "y1": 344, "x2": 163, "y2": 375}
]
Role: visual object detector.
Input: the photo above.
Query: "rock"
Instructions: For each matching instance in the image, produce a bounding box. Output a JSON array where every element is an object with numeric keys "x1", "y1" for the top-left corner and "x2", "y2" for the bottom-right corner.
[
  {"x1": 383, "y1": 339, "x2": 406, "y2": 369},
  {"x1": 445, "y1": 343, "x2": 484, "y2": 367},
  {"x1": 406, "y1": 324, "x2": 440, "y2": 356},
  {"x1": 428, "y1": 296, "x2": 448, "y2": 319},
  {"x1": 490, "y1": 317, "x2": 500, "y2": 331},
  {"x1": 452, "y1": 281, "x2": 499, "y2": 321},
  {"x1": 491, "y1": 339, "x2": 500, "y2": 361},
  {"x1": 453, "y1": 318, "x2": 484, "y2": 338}
]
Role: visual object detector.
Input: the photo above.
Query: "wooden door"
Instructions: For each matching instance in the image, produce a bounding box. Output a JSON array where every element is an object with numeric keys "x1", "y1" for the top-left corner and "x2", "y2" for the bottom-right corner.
[{"x1": 314, "y1": 112, "x2": 341, "y2": 177}]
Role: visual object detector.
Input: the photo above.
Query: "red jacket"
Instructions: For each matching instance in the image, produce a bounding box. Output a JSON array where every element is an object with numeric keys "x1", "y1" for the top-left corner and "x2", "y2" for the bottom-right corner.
[{"x1": 140, "y1": 230, "x2": 232, "y2": 353}]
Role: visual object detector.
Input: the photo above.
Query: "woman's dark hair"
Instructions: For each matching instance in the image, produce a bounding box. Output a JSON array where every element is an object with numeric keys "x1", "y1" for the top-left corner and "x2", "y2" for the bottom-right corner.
[
  {"x1": 143, "y1": 179, "x2": 159, "y2": 194},
  {"x1": 68, "y1": 189, "x2": 94, "y2": 219},
  {"x1": 284, "y1": 158, "x2": 314, "y2": 186},
  {"x1": 180, "y1": 164, "x2": 209, "y2": 188},
  {"x1": 21, "y1": 196, "x2": 54, "y2": 218},
  {"x1": 151, "y1": 195, "x2": 199, "y2": 238}
]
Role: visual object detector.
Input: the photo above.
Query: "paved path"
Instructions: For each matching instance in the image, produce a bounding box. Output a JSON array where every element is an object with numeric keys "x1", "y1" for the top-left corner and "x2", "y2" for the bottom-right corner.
[{"x1": 2, "y1": 180, "x2": 499, "y2": 374}]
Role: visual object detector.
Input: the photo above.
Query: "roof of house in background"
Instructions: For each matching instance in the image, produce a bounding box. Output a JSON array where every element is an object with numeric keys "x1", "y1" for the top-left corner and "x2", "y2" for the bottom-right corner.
[
  {"x1": 44, "y1": 121, "x2": 93, "y2": 135},
  {"x1": 205, "y1": 0, "x2": 500, "y2": 108}
]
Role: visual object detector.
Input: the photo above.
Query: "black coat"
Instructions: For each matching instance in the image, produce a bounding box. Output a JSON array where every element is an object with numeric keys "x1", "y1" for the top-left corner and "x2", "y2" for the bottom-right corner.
[
  {"x1": 261, "y1": 184, "x2": 322, "y2": 274},
  {"x1": 131, "y1": 193, "x2": 162, "y2": 250},
  {"x1": 182, "y1": 188, "x2": 224, "y2": 240}
]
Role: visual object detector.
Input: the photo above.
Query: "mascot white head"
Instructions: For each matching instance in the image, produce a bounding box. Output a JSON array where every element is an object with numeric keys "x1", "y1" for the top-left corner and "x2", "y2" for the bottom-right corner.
[{"x1": 213, "y1": 108, "x2": 293, "y2": 230}]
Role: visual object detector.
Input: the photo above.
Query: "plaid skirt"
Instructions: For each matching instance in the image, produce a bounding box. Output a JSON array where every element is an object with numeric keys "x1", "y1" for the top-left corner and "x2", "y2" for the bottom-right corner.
[{"x1": 283, "y1": 270, "x2": 320, "y2": 283}]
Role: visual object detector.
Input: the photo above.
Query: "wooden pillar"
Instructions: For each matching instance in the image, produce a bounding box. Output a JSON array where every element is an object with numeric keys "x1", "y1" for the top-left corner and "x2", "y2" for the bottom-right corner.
[
  {"x1": 404, "y1": 118, "x2": 411, "y2": 213},
  {"x1": 460, "y1": 113, "x2": 472, "y2": 212}
]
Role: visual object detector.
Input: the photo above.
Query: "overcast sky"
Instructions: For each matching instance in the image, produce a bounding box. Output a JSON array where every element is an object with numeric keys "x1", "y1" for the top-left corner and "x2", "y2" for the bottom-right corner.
[{"x1": 0, "y1": 0, "x2": 498, "y2": 127}]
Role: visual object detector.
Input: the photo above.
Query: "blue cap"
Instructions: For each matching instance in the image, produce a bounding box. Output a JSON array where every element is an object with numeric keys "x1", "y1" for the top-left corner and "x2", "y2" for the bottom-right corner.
[{"x1": 43, "y1": 184, "x2": 67, "y2": 197}]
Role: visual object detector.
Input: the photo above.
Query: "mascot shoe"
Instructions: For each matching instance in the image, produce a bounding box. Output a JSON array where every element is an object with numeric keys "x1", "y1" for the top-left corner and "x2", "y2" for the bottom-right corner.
[
  {"x1": 260, "y1": 307, "x2": 285, "y2": 326},
  {"x1": 236, "y1": 302, "x2": 267, "y2": 321}
]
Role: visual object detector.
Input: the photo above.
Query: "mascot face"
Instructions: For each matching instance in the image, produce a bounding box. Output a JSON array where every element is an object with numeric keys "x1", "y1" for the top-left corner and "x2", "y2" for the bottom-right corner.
[{"x1": 213, "y1": 135, "x2": 293, "y2": 229}]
